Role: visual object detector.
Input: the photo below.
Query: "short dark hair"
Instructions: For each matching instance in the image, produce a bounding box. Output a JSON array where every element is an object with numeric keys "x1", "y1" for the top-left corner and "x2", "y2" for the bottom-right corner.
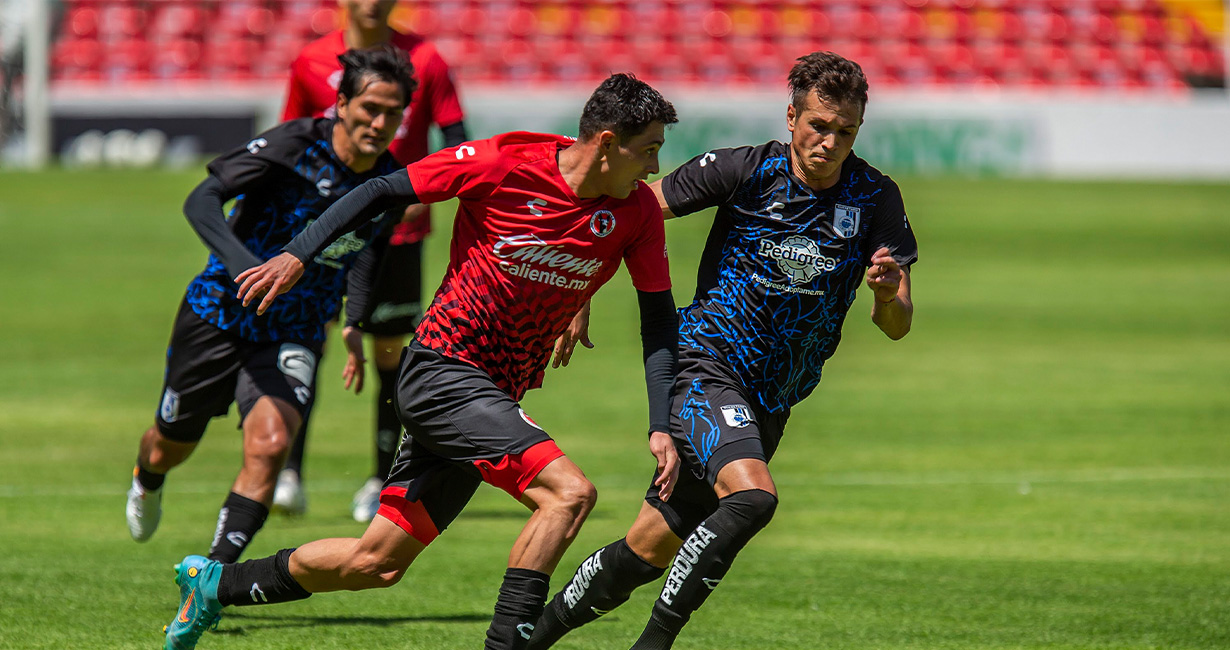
[
  {"x1": 577, "y1": 73, "x2": 678, "y2": 141},
  {"x1": 789, "y1": 52, "x2": 869, "y2": 114},
  {"x1": 337, "y1": 45, "x2": 417, "y2": 108}
]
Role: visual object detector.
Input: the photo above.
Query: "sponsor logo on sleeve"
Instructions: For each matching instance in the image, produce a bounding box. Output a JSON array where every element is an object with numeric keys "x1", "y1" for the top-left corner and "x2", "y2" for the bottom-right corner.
[
  {"x1": 245, "y1": 138, "x2": 268, "y2": 154},
  {"x1": 834, "y1": 203, "x2": 861, "y2": 238}
]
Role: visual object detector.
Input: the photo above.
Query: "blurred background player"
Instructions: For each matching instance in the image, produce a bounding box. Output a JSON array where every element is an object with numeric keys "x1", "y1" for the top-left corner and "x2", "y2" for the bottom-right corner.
[
  {"x1": 274, "y1": 0, "x2": 468, "y2": 522},
  {"x1": 529, "y1": 52, "x2": 917, "y2": 650},
  {"x1": 163, "y1": 73, "x2": 680, "y2": 650},
  {"x1": 125, "y1": 47, "x2": 416, "y2": 565}
]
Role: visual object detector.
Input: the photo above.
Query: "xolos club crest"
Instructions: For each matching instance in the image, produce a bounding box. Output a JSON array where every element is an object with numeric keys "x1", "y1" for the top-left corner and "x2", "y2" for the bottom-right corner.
[{"x1": 589, "y1": 210, "x2": 615, "y2": 238}]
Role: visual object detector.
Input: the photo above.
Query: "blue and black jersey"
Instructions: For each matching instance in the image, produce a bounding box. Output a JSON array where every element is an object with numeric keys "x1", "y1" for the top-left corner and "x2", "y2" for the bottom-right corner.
[
  {"x1": 184, "y1": 117, "x2": 401, "y2": 344},
  {"x1": 661, "y1": 141, "x2": 918, "y2": 413}
]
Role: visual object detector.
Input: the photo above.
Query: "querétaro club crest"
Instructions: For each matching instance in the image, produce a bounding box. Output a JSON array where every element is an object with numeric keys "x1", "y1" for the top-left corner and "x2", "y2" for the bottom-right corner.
[
  {"x1": 590, "y1": 210, "x2": 615, "y2": 238},
  {"x1": 834, "y1": 203, "x2": 861, "y2": 239}
]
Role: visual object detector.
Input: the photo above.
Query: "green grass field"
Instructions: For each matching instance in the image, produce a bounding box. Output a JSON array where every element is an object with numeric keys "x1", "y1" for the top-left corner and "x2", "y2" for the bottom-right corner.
[{"x1": 0, "y1": 168, "x2": 1227, "y2": 650}]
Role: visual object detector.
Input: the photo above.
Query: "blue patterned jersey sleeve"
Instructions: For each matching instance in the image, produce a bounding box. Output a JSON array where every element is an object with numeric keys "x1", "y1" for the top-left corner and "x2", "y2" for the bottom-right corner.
[{"x1": 861, "y1": 177, "x2": 918, "y2": 268}]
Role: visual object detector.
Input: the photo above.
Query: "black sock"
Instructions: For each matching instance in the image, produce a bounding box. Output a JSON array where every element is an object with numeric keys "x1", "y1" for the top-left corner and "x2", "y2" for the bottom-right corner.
[
  {"x1": 630, "y1": 489, "x2": 778, "y2": 650},
  {"x1": 135, "y1": 459, "x2": 165, "y2": 491},
  {"x1": 217, "y1": 548, "x2": 312, "y2": 607},
  {"x1": 529, "y1": 538, "x2": 665, "y2": 649},
  {"x1": 374, "y1": 367, "x2": 401, "y2": 480},
  {"x1": 485, "y1": 568, "x2": 550, "y2": 650},
  {"x1": 207, "y1": 492, "x2": 270, "y2": 563}
]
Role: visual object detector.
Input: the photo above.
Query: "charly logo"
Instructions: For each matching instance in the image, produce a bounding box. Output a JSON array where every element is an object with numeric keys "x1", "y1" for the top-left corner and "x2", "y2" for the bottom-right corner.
[
  {"x1": 589, "y1": 210, "x2": 615, "y2": 237},
  {"x1": 278, "y1": 344, "x2": 317, "y2": 387},
  {"x1": 834, "y1": 203, "x2": 861, "y2": 238},
  {"x1": 757, "y1": 236, "x2": 838, "y2": 285},
  {"x1": 315, "y1": 177, "x2": 333, "y2": 197},
  {"x1": 246, "y1": 138, "x2": 267, "y2": 154}
]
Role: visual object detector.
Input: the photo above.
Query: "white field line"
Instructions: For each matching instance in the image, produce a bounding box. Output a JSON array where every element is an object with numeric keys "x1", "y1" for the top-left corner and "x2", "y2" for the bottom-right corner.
[{"x1": 1, "y1": 467, "x2": 1227, "y2": 499}]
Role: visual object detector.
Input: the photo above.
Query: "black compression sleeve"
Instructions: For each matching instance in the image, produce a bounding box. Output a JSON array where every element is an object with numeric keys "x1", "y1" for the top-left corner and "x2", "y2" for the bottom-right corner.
[
  {"x1": 182, "y1": 176, "x2": 263, "y2": 280},
  {"x1": 282, "y1": 168, "x2": 418, "y2": 264},
  {"x1": 440, "y1": 120, "x2": 469, "y2": 148},
  {"x1": 343, "y1": 226, "x2": 387, "y2": 327},
  {"x1": 638, "y1": 289, "x2": 679, "y2": 434}
]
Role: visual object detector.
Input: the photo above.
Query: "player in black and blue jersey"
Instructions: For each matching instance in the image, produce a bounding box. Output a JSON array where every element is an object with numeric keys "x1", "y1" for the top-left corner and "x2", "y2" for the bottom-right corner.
[
  {"x1": 124, "y1": 46, "x2": 415, "y2": 565},
  {"x1": 530, "y1": 52, "x2": 918, "y2": 650}
]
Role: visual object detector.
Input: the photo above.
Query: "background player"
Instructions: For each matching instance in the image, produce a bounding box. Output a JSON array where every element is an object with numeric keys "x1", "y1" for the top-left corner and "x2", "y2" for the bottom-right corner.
[
  {"x1": 529, "y1": 52, "x2": 918, "y2": 650},
  {"x1": 124, "y1": 47, "x2": 415, "y2": 565},
  {"x1": 162, "y1": 74, "x2": 681, "y2": 650},
  {"x1": 275, "y1": 0, "x2": 469, "y2": 522}
]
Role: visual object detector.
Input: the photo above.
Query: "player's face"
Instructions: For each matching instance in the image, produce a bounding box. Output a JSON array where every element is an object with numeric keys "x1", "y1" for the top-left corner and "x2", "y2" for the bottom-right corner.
[
  {"x1": 340, "y1": 0, "x2": 396, "y2": 31},
  {"x1": 603, "y1": 121, "x2": 666, "y2": 199},
  {"x1": 336, "y1": 77, "x2": 406, "y2": 159},
  {"x1": 787, "y1": 93, "x2": 863, "y2": 189}
]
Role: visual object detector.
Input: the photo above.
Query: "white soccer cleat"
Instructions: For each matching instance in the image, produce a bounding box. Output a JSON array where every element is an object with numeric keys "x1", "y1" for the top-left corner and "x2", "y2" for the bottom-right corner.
[
  {"x1": 126, "y1": 475, "x2": 162, "y2": 542},
  {"x1": 351, "y1": 477, "x2": 383, "y2": 523},
  {"x1": 272, "y1": 469, "x2": 307, "y2": 516}
]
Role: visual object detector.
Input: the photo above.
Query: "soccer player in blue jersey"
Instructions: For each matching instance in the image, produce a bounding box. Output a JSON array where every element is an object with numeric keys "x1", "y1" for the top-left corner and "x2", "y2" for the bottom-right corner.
[
  {"x1": 124, "y1": 46, "x2": 415, "y2": 564},
  {"x1": 529, "y1": 51, "x2": 918, "y2": 650}
]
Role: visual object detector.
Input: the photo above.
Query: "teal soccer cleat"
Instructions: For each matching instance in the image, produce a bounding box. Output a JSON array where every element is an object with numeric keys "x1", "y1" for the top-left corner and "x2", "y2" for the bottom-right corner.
[{"x1": 163, "y1": 555, "x2": 223, "y2": 649}]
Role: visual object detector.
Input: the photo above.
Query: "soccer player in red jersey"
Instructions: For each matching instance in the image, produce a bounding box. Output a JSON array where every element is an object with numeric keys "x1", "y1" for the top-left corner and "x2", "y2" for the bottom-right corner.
[
  {"x1": 275, "y1": 0, "x2": 469, "y2": 521},
  {"x1": 163, "y1": 74, "x2": 682, "y2": 650}
]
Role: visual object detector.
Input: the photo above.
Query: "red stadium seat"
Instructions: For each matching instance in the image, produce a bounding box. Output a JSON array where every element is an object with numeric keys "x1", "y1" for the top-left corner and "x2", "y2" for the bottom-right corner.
[
  {"x1": 52, "y1": 38, "x2": 104, "y2": 81},
  {"x1": 153, "y1": 39, "x2": 203, "y2": 80},
  {"x1": 106, "y1": 38, "x2": 153, "y2": 81},
  {"x1": 64, "y1": 6, "x2": 99, "y2": 39}
]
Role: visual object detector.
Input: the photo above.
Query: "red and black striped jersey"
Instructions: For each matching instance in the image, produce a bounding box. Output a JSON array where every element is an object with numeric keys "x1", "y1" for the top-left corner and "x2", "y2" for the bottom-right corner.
[{"x1": 409, "y1": 131, "x2": 672, "y2": 400}]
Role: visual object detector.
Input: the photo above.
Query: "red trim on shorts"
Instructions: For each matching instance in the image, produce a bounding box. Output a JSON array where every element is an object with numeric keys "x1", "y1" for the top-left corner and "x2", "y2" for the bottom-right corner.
[
  {"x1": 472, "y1": 440, "x2": 566, "y2": 500},
  {"x1": 376, "y1": 486, "x2": 441, "y2": 545}
]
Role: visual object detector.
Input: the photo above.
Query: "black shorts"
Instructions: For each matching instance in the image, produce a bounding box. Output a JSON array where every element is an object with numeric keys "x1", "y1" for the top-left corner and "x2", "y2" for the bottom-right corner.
[
  {"x1": 644, "y1": 347, "x2": 788, "y2": 538},
  {"x1": 377, "y1": 342, "x2": 565, "y2": 546},
  {"x1": 154, "y1": 298, "x2": 321, "y2": 443},
  {"x1": 359, "y1": 241, "x2": 423, "y2": 337}
]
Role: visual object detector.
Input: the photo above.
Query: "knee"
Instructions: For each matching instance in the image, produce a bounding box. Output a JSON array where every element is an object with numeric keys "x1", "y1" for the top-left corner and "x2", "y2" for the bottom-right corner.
[
  {"x1": 341, "y1": 550, "x2": 409, "y2": 591},
  {"x1": 244, "y1": 421, "x2": 294, "y2": 462},
  {"x1": 552, "y1": 476, "x2": 598, "y2": 523},
  {"x1": 721, "y1": 488, "x2": 778, "y2": 535}
]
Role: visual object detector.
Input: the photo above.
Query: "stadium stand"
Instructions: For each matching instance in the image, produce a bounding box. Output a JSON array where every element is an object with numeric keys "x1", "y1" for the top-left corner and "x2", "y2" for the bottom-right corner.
[{"x1": 49, "y1": 0, "x2": 1226, "y2": 91}]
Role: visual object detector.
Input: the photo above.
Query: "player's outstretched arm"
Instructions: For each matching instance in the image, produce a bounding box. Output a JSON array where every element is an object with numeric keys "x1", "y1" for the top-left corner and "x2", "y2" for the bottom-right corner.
[
  {"x1": 637, "y1": 289, "x2": 680, "y2": 500},
  {"x1": 235, "y1": 169, "x2": 421, "y2": 314},
  {"x1": 182, "y1": 176, "x2": 263, "y2": 279},
  {"x1": 867, "y1": 247, "x2": 913, "y2": 340}
]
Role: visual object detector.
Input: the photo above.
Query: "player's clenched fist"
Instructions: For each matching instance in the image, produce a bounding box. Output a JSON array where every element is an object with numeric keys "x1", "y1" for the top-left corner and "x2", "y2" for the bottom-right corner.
[
  {"x1": 865, "y1": 246, "x2": 902, "y2": 302},
  {"x1": 236, "y1": 252, "x2": 305, "y2": 315}
]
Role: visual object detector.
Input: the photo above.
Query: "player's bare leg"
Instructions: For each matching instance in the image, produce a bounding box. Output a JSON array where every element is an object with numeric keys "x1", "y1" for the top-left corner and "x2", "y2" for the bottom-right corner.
[
  {"x1": 481, "y1": 455, "x2": 596, "y2": 650},
  {"x1": 127, "y1": 427, "x2": 198, "y2": 541},
  {"x1": 629, "y1": 459, "x2": 778, "y2": 649},
  {"x1": 352, "y1": 334, "x2": 406, "y2": 522},
  {"x1": 529, "y1": 502, "x2": 682, "y2": 649},
  {"x1": 289, "y1": 515, "x2": 426, "y2": 592},
  {"x1": 208, "y1": 396, "x2": 301, "y2": 563}
]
